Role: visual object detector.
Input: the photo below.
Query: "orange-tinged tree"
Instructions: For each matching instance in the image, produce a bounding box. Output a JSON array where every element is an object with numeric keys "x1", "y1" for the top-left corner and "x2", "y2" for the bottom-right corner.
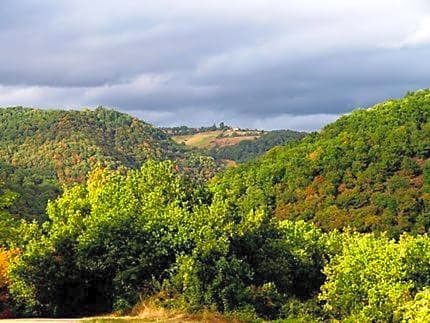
[{"x1": 0, "y1": 249, "x2": 19, "y2": 318}]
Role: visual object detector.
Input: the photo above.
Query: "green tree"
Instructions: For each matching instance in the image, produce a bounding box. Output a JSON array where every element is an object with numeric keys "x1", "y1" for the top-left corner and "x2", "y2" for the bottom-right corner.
[
  {"x1": 319, "y1": 232, "x2": 430, "y2": 322},
  {"x1": 0, "y1": 183, "x2": 18, "y2": 247}
]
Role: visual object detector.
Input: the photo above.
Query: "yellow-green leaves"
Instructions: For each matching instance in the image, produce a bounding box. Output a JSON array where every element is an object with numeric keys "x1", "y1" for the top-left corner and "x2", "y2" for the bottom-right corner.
[{"x1": 320, "y1": 232, "x2": 430, "y2": 322}]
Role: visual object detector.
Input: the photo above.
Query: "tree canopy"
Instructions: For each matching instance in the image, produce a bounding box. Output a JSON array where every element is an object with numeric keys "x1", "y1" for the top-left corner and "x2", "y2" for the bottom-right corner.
[{"x1": 0, "y1": 107, "x2": 189, "y2": 220}]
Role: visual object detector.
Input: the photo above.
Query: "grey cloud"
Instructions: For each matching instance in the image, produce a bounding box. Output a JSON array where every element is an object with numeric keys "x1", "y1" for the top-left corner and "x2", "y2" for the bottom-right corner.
[
  {"x1": 0, "y1": 1, "x2": 268, "y2": 87},
  {"x1": 0, "y1": 0, "x2": 430, "y2": 130}
]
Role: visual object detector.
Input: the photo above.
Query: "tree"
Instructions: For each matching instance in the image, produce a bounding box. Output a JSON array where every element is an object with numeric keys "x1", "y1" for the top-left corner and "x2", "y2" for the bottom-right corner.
[
  {"x1": 319, "y1": 232, "x2": 430, "y2": 321},
  {"x1": 0, "y1": 183, "x2": 18, "y2": 247},
  {"x1": 0, "y1": 249, "x2": 19, "y2": 318}
]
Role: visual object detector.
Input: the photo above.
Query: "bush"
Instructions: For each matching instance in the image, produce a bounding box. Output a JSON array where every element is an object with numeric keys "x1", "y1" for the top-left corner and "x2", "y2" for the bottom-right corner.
[
  {"x1": 280, "y1": 298, "x2": 324, "y2": 322},
  {"x1": 171, "y1": 211, "x2": 329, "y2": 319}
]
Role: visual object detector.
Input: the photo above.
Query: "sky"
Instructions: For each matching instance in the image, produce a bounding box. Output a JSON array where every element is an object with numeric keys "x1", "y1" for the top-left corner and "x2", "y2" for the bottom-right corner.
[{"x1": 0, "y1": 0, "x2": 430, "y2": 130}]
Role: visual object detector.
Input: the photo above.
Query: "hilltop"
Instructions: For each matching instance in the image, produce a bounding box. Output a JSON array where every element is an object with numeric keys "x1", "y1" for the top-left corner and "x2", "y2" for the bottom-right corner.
[{"x1": 165, "y1": 124, "x2": 265, "y2": 149}]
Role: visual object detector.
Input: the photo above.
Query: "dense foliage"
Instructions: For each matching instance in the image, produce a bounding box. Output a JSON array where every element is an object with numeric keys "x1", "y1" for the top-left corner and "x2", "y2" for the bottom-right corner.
[
  {"x1": 320, "y1": 232, "x2": 430, "y2": 321},
  {"x1": 5, "y1": 162, "x2": 325, "y2": 319},
  {"x1": 209, "y1": 130, "x2": 307, "y2": 163},
  {"x1": 0, "y1": 249, "x2": 18, "y2": 318},
  {"x1": 213, "y1": 90, "x2": 430, "y2": 237},
  {"x1": 6, "y1": 160, "x2": 430, "y2": 322},
  {"x1": 0, "y1": 107, "x2": 188, "y2": 220},
  {"x1": 9, "y1": 162, "x2": 197, "y2": 316}
]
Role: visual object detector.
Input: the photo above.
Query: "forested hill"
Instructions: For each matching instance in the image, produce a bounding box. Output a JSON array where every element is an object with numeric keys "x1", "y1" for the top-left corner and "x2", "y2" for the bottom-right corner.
[
  {"x1": 212, "y1": 90, "x2": 430, "y2": 237},
  {"x1": 0, "y1": 107, "x2": 187, "y2": 220}
]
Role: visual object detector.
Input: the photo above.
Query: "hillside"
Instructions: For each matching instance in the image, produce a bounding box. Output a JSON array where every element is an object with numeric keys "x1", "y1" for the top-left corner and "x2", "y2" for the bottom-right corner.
[
  {"x1": 0, "y1": 106, "x2": 188, "y2": 220},
  {"x1": 212, "y1": 90, "x2": 430, "y2": 237},
  {"x1": 170, "y1": 128, "x2": 264, "y2": 149}
]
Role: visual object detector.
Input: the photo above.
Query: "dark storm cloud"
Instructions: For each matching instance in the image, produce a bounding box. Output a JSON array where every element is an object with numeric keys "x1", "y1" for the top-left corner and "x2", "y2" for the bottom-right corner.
[{"x1": 0, "y1": 0, "x2": 430, "y2": 130}]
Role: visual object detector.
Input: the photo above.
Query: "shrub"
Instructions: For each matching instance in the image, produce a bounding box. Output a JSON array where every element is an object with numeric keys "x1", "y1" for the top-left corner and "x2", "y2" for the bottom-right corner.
[{"x1": 171, "y1": 214, "x2": 329, "y2": 319}]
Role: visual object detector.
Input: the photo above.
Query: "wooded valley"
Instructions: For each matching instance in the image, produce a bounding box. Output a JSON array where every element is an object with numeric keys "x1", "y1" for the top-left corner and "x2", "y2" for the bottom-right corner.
[{"x1": 0, "y1": 90, "x2": 429, "y2": 322}]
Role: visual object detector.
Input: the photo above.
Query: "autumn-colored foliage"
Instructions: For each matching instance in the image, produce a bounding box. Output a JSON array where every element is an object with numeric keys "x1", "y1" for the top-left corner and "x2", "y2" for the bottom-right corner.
[
  {"x1": 212, "y1": 89, "x2": 430, "y2": 237},
  {"x1": 0, "y1": 249, "x2": 19, "y2": 318}
]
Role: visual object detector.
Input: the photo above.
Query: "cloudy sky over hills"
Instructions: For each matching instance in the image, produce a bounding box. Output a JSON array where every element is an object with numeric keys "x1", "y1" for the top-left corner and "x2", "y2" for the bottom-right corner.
[{"x1": 1, "y1": 0, "x2": 430, "y2": 130}]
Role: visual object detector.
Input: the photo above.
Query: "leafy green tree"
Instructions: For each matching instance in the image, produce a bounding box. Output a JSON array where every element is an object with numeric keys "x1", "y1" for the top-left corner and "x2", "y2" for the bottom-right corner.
[
  {"x1": 0, "y1": 183, "x2": 18, "y2": 247},
  {"x1": 319, "y1": 232, "x2": 430, "y2": 322},
  {"x1": 399, "y1": 287, "x2": 430, "y2": 322},
  {"x1": 171, "y1": 201, "x2": 329, "y2": 320}
]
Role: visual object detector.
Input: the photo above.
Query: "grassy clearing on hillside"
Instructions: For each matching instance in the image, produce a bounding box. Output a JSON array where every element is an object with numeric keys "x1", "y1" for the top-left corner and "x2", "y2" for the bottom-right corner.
[{"x1": 172, "y1": 130, "x2": 261, "y2": 149}]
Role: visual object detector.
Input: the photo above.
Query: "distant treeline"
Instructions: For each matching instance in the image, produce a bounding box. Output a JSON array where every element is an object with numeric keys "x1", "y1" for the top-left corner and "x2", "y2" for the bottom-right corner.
[{"x1": 163, "y1": 122, "x2": 252, "y2": 136}]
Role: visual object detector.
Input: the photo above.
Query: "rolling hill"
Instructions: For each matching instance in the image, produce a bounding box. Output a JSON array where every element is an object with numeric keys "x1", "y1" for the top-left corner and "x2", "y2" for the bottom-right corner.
[
  {"x1": 169, "y1": 127, "x2": 264, "y2": 149},
  {"x1": 0, "y1": 106, "x2": 188, "y2": 220},
  {"x1": 212, "y1": 89, "x2": 430, "y2": 237}
]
